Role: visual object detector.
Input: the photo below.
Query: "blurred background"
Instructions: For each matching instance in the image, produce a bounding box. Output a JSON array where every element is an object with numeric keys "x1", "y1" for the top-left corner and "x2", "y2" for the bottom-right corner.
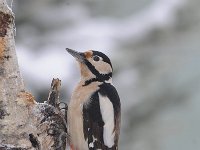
[{"x1": 7, "y1": 0, "x2": 200, "y2": 149}]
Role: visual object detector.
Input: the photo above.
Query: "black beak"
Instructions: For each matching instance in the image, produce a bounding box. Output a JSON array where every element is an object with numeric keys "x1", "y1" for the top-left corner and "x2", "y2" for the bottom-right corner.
[{"x1": 66, "y1": 48, "x2": 85, "y2": 63}]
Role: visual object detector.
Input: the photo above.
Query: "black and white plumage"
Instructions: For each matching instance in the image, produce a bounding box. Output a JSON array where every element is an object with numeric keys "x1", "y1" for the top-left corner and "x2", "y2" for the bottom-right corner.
[{"x1": 66, "y1": 49, "x2": 121, "y2": 150}]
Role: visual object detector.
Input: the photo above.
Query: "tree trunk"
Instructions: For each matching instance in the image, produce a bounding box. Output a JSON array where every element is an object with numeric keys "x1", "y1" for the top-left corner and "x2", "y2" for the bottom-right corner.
[{"x1": 0, "y1": 1, "x2": 67, "y2": 149}]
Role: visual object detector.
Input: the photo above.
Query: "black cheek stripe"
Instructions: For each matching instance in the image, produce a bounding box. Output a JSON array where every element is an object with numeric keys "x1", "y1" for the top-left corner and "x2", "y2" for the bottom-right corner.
[
  {"x1": 83, "y1": 60, "x2": 112, "y2": 86},
  {"x1": 85, "y1": 60, "x2": 101, "y2": 78}
]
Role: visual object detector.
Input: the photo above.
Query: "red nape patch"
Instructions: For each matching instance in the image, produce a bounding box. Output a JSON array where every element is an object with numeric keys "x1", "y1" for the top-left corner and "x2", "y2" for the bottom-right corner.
[{"x1": 84, "y1": 51, "x2": 93, "y2": 59}]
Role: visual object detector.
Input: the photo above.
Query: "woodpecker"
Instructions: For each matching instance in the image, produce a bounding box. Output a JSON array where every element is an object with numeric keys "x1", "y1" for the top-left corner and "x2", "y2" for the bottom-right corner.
[{"x1": 66, "y1": 48, "x2": 121, "y2": 150}]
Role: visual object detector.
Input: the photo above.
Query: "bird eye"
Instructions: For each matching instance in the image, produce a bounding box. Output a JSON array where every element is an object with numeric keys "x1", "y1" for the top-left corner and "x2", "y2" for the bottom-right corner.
[{"x1": 93, "y1": 55, "x2": 100, "y2": 61}]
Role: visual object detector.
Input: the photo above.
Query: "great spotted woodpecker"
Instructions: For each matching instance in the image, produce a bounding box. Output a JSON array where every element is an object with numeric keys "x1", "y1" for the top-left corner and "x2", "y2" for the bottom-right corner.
[{"x1": 66, "y1": 48, "x2": 121, "y2": 150}]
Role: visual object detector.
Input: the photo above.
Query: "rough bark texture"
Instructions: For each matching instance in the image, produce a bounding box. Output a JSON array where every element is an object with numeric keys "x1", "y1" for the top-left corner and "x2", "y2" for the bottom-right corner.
[{"x1": 0, "y1": 1, "x2": 67, "y2": 149}]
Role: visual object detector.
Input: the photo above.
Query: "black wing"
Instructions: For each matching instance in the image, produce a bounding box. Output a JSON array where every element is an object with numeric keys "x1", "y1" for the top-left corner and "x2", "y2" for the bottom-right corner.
[
  {"x1": 83, "y1": 91, "x2": 105, "y2": 149},
  {"x1": 83, "y1": 83, "x2": 121, "y2": 150}
]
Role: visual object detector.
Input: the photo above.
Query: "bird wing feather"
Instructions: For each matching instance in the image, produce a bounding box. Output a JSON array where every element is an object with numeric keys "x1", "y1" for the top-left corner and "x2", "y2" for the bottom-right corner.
[{"x1": 83, "y1": 83, "x2": 121, "y2": 150}]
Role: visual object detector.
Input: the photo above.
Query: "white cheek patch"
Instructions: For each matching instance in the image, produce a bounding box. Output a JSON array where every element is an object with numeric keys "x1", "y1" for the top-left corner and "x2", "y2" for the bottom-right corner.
[
  {"x1": 89, "y1": 58, "x2": 112, "y2": 75},
  {"x1": 98, "y1": 93, "x2": 115, "y2": 148}
]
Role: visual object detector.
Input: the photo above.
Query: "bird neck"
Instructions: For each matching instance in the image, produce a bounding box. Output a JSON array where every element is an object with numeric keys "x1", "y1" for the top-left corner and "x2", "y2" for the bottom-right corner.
[
  {"x1": 82, "y1": 73, "x2": 112, "y2": 86},
  {"x1": 79, "y1": 62, "x2": 112, "y2": 86}
]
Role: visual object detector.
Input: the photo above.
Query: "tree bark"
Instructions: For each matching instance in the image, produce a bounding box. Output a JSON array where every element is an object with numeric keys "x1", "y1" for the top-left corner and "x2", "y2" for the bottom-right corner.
[{"x1": 0, "y1": 1, "x2": 67, "y2": 149}]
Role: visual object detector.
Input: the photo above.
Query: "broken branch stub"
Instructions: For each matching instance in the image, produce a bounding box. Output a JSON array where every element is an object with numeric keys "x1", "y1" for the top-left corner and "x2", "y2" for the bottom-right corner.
[{"x1": 47, "y1": 78, "x2": 61, "y2": 108}]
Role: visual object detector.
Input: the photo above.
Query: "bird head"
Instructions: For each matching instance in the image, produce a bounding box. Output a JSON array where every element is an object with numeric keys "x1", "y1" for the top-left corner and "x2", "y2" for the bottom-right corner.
[{"x1": 66, "y1": 48, "x2": 113, "y2": 83}]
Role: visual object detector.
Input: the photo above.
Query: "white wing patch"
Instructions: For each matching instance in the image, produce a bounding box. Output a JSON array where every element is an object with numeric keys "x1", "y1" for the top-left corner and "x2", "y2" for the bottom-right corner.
[
  {"x1": 89, "y1": 136, "x2": 97, "y2": 148},
  {"x1": 99, "y1": 93, "x2": 115, "y2": 148}
]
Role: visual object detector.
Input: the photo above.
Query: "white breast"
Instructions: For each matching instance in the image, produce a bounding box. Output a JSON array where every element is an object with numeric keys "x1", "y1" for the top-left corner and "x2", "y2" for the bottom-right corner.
[{"x1": 98, "y1": 93, "x2": 115, "y2": 148}]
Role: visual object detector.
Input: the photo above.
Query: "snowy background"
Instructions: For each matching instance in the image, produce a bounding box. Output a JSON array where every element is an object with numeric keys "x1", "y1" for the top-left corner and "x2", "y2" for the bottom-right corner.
[{"x1": 8, "y1": 0, "x2": 200, "y2": 149}]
